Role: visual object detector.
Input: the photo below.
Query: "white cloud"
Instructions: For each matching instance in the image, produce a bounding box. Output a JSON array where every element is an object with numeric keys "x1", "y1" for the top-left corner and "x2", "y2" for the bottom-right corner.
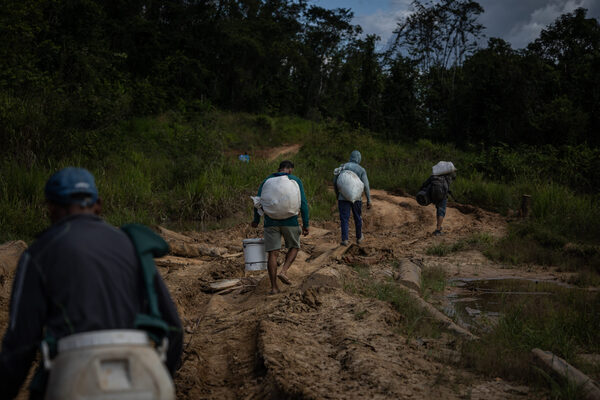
[
  {"x1": 354, "y1": 5, "x2": 412, "y2": 48},
  {"x1": 506, "y1": 0, "x2": 593, "y2": 48},
  {"x1": 350, "y1": 0, "x2": 600, "y2": 51}
]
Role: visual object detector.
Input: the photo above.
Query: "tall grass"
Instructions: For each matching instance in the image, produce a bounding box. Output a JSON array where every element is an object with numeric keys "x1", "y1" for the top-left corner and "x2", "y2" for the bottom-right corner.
[
  {"x1": 2, "y1": 107, "x2": 599, "y2": 264},
  {"x1": 462, "y1": 288, "x2": 600, "y2": 384}
]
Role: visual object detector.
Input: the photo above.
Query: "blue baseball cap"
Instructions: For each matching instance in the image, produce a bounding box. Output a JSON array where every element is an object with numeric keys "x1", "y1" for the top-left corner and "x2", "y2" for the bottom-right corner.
[{"x1": 45, "y1": 167, "x2": 99, "y2": 207}]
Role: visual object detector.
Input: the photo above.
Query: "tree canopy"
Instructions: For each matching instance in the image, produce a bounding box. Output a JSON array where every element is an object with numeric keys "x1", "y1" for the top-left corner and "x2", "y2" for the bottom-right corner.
[{"x1": 1, "y1": 0, "x2": 599, "y2": 154}]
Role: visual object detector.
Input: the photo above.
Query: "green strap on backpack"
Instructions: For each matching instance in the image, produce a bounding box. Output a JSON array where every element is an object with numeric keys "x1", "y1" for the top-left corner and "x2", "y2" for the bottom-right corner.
[{"x1": 121, "y1": 224, "x2": 170, "y2": 343}]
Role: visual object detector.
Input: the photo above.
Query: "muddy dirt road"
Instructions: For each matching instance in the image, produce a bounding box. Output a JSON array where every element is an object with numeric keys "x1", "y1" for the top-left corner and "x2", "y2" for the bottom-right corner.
[
  {"x1": 161, "y1": 190, "x2": 553, "y2": 399},
  {"x1": 1, "y1": 190, "x2": 560, "y2": 399}
]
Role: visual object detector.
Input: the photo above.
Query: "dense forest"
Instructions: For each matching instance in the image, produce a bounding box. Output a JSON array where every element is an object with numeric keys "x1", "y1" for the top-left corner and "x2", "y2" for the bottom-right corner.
[{"x1": 2, "y1": 0, "x2": 599, "y2": 154}]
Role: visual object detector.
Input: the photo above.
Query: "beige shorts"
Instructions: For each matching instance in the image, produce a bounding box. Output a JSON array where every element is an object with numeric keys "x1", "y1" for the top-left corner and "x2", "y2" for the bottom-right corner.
[{"x1": 264, "y1": 226, "x2": 301, "y2": 252}]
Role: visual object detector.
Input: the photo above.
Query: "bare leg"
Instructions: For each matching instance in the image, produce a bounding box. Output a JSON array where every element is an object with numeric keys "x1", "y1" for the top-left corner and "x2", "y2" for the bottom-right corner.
[
  {"x1": 436, "y1": 216, "x2": 444, "y2": 231},
  {"x1": 268, "y1": 250, "x2": 280, "y2": 294},
  {"x1": 280, "y1": 247, "x2": 299, "y2": 277}
]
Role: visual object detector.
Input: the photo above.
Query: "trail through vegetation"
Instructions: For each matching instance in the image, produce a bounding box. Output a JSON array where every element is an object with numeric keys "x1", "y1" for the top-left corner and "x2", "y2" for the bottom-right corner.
[{"x1": 4, "y1": 186, "x2": 597, "y2": 399}]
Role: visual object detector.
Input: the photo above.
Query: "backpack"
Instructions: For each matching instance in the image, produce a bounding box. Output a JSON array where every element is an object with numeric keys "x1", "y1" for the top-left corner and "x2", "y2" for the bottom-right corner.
[
  {"x1": 428, "y1": 175, "x2": 449, "y2": 204},
  {"x1": 416, "y1": 189, "x2": 430, "y2": 206},
  {"x1": 417, "y1": 175, "x2": 449, "y2": 206}
]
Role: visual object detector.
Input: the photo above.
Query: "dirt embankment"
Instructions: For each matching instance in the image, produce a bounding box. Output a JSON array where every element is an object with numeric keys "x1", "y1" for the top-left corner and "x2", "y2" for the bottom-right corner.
[{"x1": 1, "y1": 191, "x2": 558, "y2": 399}]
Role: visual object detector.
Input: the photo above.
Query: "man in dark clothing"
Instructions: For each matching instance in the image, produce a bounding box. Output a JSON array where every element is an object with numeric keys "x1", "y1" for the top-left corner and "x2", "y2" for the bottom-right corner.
[
  {"x1": 251, "y1": 160, "x2": 309, "y2": 294},
  {"x1": 419, "y1": 172, "x2": 455, "y2": 235},
  {"x1": 0, "y1": 167, "x2": 182, "y2": 399}
]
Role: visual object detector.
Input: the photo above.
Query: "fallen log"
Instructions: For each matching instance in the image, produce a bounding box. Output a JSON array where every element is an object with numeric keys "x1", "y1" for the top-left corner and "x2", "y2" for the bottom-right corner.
[
  {"x1": 394, "y1": 258, "x2": 421, "y2": 292},
  {"x1": 156, "y1": 226, "x2": 196, "y2": 243},
  {"x1": 206, "y1": 279, "x2": 242, "y2": 293},
  {"x1": 168, "y1": 241, "x2": 228, "y2": 258},
  {"x1": 155, "y1": 255, "x2": 205, "y2": 270},
  {"x1": 310, "y1": 243, "x2": 352, "y2": 265},
  {"x1": 221, "y1": 252, "x2": 243, "y2": 259},
  {"x1": 532, "y1": 348, "x2": 600, "y2": 400},
  {"x1": 156, "y1": 226, "x2": 228, "y2": 257},
  {"x1": 404, "y1": 287, "x2": 478, "y2": 340}
]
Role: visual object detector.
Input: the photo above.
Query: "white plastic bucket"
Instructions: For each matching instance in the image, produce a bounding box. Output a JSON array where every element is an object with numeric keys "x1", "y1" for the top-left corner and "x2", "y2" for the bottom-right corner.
[
  {"x1": 45, "y1": 330, "x2": 174, "y2": 400},
  {"x1": 243, "y1": 238, "x2": 268, "y2": 271}
]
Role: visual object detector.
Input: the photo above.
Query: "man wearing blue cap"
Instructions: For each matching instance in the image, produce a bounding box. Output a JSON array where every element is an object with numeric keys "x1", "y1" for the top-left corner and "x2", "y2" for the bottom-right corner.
[{"x1": 0, "y1": 167, "x2": 183, "y2": 399}]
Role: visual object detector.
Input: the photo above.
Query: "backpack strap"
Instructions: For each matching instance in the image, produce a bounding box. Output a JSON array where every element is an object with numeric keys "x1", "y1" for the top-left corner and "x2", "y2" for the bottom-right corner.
[{"x1": 121, "y1": 224, "x2": 170, "y2": 343}]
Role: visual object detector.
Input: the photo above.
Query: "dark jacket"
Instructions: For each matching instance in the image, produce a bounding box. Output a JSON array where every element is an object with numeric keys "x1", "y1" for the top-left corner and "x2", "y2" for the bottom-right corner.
[
  {"x1": 420, "y1": 174, "x2": 454, "y2": 203},
  {"x1": 0, "y1": 214, "x2": 182, "y2": 398}
]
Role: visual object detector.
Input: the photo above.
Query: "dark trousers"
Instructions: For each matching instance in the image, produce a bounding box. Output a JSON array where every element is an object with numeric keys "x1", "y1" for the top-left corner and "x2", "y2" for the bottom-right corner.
[{"x1": 338, "y1": 200, "x2": 362, "y2": 241}]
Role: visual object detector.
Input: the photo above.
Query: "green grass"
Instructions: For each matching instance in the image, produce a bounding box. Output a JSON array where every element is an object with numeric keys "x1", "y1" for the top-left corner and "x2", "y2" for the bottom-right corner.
[
  {"x1": 345, "y1": 263, "x2": 443, "y2": 338},
  {"x1": 426, "y1": 233, "x2": 495, "y2": 256},
  {"x1": 420, "y1": 266, "x2": 447, "y2": 298},
  {"x1": 2, "y1": 107, "x2": 600, "y2": 276},
  {"x1": 536, "y1": 367, "x2": 590, "y2": 400},
  {"x1": 462, "y1": 287, "x2": 600, "y2": 386},
  {"x1": 484, "y1": 223, "x2": 600, "y2": 279}
]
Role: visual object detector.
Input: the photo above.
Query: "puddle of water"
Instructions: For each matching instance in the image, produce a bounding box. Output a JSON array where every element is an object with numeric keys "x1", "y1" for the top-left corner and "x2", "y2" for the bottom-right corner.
[{"x1": 444, "y1": 278, "x2": 569, "y2": 332}]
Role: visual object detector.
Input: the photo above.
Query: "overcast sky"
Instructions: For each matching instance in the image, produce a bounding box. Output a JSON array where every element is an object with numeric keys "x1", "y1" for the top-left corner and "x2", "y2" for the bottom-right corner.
[{"x1": 311, "y1": 0, "x2": 600, "y2": 50}]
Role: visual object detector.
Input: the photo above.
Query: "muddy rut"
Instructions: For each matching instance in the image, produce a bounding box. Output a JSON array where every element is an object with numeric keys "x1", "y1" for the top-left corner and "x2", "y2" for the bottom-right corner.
[{"x1": 1, "y1": 190, "x2": 550, "y2": 399}]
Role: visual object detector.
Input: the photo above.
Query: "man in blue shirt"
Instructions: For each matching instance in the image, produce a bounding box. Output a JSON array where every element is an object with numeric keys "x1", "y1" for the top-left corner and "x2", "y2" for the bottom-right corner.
[
  {"x1": 252, "y1": 161, "x2": 309, "y2": 294},
  {"x1": 334, "y1": 150, "x2": 372, "y2": 246}
]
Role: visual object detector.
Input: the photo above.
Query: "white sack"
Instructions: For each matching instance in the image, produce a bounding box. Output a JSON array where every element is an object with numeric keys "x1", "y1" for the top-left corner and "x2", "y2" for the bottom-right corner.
[
  {"x1": 336, "y1": 170, "x2": 364, "y2": 202},
  {"x1": 432, "y1": 161, "x2": 457, "y2": 176},
  {"x1": 255, "y1": 175, "x2": 301, "y2": 219}
]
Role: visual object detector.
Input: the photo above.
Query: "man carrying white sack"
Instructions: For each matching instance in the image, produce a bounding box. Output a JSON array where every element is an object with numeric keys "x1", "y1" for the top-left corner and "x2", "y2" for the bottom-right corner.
[
  {"x1": 333, "y1": 150, "x2": 371, "y2": 246},
  {"x1": 251, "y1": 160, "x2": 309, "y2": 294},
  {"x1": 417, "y1": 161, "x2": 457, "y2": 236}
]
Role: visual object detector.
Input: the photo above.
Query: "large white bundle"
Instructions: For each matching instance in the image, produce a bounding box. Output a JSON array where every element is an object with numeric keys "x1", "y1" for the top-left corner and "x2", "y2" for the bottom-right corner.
[
  {"x1": 432, "y1": 161, "x2": 457, "y2": 176},
  {"x1": 336, "y1": 169, "x2": 364, "y2": 202},
  {"x1": 253, "y1": 175, "x2": 300, "y2": 219}
]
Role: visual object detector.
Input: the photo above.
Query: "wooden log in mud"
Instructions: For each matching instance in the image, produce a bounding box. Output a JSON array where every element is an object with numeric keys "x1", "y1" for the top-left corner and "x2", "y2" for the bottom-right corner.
[
  {"x1": 156, "y1": 226, "x2": 228, "y2": 258},
  {"x1": 404, "y1": 288, "x2": 478, "y2": 340},
  {"x1": 155, "y1": 255, "x2": 205, "y2": 270},
  {"x1": 532, "y1": 348, "x2": 600, "y2": 400},
  {"x1": 156, "y1": 226, "x2": 196, "y2": 243},
  {"x1": 394, "y1": 258, "x2": 422, "y2": 292},
  {"x1": 310, "y1": 243, "x2": 352, "y2": 265},
  {"x1": 207, "y1": 279, "x2": 242, "y2": 292},
  {"x1": 204, "y1": 278, "x2": 258, "y2": 294},
  {"x1": 168, "y1": 241, "x2": 228, "y2": 258}
]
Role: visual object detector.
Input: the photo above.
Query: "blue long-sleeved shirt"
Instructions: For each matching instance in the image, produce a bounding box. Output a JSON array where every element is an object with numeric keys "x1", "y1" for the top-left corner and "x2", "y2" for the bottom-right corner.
[
  {"x1": 253, "y1": 172, "x2": 309, "y2": 227},
  {"x1": 334, "y1": 150, "x2": 371, "y2": 203}
]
